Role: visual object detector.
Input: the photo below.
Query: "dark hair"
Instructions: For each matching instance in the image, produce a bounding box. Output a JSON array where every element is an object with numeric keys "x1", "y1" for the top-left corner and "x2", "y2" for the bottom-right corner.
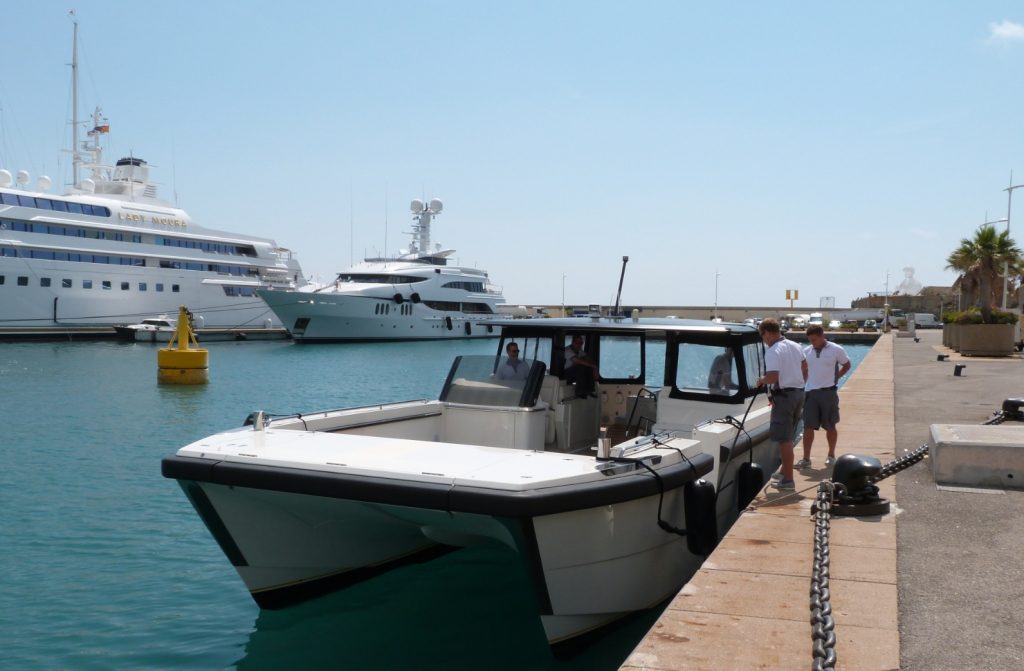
[
  {"x1": 758, "y1": 318, "x2": 780, "y2": 335},
  {"x1": 505, "y1": 341, "x2": 519, "y2": 353},
  {"x1": 806, "y1": 324, "x2": 824, "y2": 337}
]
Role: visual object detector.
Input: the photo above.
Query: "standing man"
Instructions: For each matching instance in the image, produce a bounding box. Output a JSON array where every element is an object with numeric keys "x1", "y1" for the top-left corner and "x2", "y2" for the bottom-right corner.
[
  {"x1": 756, "y1": 318, "x2": 807, "y2": 491},
  {"x1": 796, "y1": 324, "x2": 851, "y2": 469}
]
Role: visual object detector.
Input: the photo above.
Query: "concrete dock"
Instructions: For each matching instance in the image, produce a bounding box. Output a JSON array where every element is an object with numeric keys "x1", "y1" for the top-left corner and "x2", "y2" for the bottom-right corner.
[{"x1": 622, "y1": 331, "x2": 1024, "y2": 670}]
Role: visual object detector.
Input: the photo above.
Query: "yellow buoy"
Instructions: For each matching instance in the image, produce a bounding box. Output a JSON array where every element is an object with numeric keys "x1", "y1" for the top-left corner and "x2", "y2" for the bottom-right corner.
[{"x1": 157, "y1": 306, "x2": 209, "y2": 384}]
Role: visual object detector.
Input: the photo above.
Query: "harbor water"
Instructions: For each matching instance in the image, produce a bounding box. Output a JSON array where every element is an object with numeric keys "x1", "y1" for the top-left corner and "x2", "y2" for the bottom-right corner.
[{"x1": 1, "y1": 339, "x2": 870, "y2": 670}]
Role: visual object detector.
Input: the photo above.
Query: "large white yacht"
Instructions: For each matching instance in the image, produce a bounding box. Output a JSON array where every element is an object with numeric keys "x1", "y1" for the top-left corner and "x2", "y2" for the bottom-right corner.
[
  {"x1": 258, "y1": 198, "x2": 505, "y2": 342},
  {"x1": 163, "y1": 317, "x2": 780, "y2": 645},
  {"x1": 0, "y1": 22, "x2": 303, "y2": 334}
]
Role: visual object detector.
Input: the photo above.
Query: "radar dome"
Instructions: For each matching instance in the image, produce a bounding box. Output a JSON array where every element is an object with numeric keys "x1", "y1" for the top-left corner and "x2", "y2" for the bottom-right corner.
[
  {"x1": 16, "y1": 170, "x2": 30, "y2": 186},
  {"x1": 428, "y1": 198, "x2": 443, "y2": 213},
  {"x1": 81, "y1": 178, "x2": 96, "y2": 193},
  {"x1": 410, "y1": 199, "x2": 425, "y2": 214},
  {"x1": 37, "y1": 175, "x2": 52, "y2": 192},
  {"x1": 0, "y1": 170, "x2": 11, "y2": 187}
]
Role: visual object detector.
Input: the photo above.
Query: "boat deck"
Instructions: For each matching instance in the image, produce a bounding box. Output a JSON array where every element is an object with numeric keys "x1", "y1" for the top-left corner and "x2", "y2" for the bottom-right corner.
[{"x1": 621, "y1": 334, "x2": 900, "y2": 670}]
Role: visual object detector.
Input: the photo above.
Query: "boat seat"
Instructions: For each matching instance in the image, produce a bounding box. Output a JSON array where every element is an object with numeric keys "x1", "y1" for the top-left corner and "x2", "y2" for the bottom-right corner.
[{"x1": 550, "y1": 383, "x2": 601, "y2": 452}]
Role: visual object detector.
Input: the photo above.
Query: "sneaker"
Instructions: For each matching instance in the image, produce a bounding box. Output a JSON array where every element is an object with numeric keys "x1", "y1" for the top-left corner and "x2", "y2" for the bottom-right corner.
[
  {"x1": 771, "y1": 470, "x2": 784, "y2": 481},
  {"x1": 795, "y1": 458, "x2": 812, "y2": 469},
  {"x1": 824, "y1": 456, "x2": 836, "y2": 467},
  {"x1": 773, "y1": 479, "x2": 796, "y2": 491}
]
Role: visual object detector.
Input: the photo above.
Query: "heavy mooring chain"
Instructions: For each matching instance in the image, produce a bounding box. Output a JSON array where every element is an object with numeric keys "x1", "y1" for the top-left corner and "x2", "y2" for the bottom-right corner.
[
  {"x1": 810, "y1": 481, "x2": 837, "y2": 671},
  {"x1": 868, "y1": 445, "x2": 930, "y2": 484},
  {"x1": 983, "y1": 412, "x2": 1008, "y2": 426}
]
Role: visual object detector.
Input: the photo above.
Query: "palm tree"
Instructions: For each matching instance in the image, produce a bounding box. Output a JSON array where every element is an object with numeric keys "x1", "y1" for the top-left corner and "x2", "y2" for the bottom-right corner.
[{"x1": 946, "y1": 225, "x2": 1023, "y2": 322}]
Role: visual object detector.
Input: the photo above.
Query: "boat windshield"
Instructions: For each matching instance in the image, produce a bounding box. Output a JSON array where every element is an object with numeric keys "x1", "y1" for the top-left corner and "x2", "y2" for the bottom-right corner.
[
  {"x1": 676, "y1": 343, "x2": 741, "y2": 397},
  {"x1": 439, "y1": 355, "x2": 546, "y2": 408}
]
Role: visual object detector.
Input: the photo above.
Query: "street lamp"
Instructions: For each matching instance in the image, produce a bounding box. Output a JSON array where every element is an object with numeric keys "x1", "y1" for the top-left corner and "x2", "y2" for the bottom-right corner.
[
  {"x1": 714, "y1": 270, "x2": 720, "y2": 320},
  {"x1": 1003, "y1": 175, "x2": 1024, "y2": 309},
  {"x1": 561, "y1": 274, "x2": 566, "y2": 317}
]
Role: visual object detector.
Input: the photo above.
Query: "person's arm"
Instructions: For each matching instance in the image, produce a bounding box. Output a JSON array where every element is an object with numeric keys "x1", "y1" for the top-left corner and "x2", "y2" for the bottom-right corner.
[
  {"x1": 757, "y1": 371, "x2": 779, "y2": 387},
  {"x1": 837, "y1": 360, "x2": 851, "y2": 379},
  {"x1": 802, "y1": 359, "x2": 809, "y2": 383}
]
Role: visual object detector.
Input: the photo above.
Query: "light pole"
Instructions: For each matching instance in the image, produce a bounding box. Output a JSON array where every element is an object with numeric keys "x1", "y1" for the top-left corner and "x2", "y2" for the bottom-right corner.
[
  {"x1": 883, "y1": 271, "x2": 891, "y2": 333},
  {"x1": 561, "y1": 274, "x2": 566, "y2": 317},
  {"x1": 714, "y1": 270, "x2": 720, "y2": 320},
  {"x1": 1003, "y1": 174, "x2": 1024, "y2": 309}
]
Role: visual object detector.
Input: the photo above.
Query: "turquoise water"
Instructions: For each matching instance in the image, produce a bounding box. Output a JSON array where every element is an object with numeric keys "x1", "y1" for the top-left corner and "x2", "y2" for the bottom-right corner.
[{"x1": 0, "y1": 339, "x2": 870, "y2": 670}]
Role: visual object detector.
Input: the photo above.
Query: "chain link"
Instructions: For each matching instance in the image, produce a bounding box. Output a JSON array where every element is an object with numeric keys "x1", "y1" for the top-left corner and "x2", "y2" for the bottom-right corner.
[
  {"x1": 868, "y1": 445, "x2": 930, "y2": 483},
  {"x1": 810, "y1": 481, "x2": 837, "y2": 671}
]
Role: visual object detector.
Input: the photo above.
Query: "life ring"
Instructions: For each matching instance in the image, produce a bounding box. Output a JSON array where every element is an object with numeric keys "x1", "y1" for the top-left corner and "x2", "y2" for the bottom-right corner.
[
  {"x1": 393, "y1": 293, "x2": 404, "y2": 304},
  {"x1": 445, "y1": 316, "x2": 453, "y2": 331},
  {"x1": 464, "y1": 322, "x2": 472, "y2": 336}
]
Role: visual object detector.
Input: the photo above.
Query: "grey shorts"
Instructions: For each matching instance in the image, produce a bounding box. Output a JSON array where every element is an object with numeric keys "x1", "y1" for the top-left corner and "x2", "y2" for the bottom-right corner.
[
  {"x1": 769, "y1": 390, "x2": 805, "y2": 443},
  {"x1": 804, "y1": 387, "x2": 840, "y2": 431}
]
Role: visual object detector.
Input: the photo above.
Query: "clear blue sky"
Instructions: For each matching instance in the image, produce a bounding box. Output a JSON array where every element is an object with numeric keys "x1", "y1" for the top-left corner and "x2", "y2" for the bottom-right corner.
[{"x1": 3, "y1": 2, "x2": 1024, "y2": 308}]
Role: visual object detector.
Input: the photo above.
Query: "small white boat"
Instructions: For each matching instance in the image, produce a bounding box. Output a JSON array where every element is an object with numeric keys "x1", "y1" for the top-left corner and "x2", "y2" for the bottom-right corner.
[
  {"x1": 113, "y1": 316, "x2": 176, "y2": 342},
  {"x1": 162, "y1": 317, "x2": 780, "y2": 644}
]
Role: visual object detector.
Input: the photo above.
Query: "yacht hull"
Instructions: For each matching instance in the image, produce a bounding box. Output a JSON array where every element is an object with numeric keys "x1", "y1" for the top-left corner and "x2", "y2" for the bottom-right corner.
[
  {"x1": 164, "y1": 454, "x2": 711, "y2": 644},
  {"x1": 259, "y1": 289, "x2": 501, "y2": 341}
]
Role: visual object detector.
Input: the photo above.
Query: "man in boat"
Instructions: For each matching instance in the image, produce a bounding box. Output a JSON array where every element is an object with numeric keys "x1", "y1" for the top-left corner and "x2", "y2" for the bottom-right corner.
[
  {"x1": 755, "y1": 318, "x2": 808, "y2": 491},
  {"x1": 796, "y1": 324, "x2": 851, "y2": 470},
  {"x1": 707, "y1": 347, "x2": 738, "y2": 394},
  {"x1": 563, "y1": 334, "x2": 598, "y2": 397},
  {"x1": 496, "y1": 341, "x2": 531, "y2": 380}
]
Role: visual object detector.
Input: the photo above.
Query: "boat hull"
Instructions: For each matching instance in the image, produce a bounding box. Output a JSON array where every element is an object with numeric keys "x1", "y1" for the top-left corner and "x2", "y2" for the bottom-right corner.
[
  {"x1": 168, "y1": 461, "x2": 707, "y2": 644},
  {"x1": 259, "y1": 289, "x2": 502, "y2": 342}
]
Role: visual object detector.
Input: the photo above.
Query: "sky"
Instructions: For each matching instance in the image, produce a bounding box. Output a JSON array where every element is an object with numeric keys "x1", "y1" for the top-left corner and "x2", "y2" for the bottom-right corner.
[{"x1": 3, "y1": 2, "x2": 1024, "y2": 308}]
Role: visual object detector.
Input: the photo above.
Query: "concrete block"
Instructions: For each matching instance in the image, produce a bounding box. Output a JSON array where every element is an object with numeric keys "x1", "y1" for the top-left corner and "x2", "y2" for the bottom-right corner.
[{"x1": 929, "y1": 424, "x2": 1024, "y2": 490}]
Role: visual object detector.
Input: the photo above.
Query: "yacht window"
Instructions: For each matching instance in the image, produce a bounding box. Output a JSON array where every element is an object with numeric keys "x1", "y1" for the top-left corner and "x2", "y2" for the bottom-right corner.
[
  {"x1": 156, "y1": 283, "x2": 164, "y2": 292},
  {"x1": 0, "y1": 275, "x2": 4, "y2": 285},
  {"x1": 36, "y1": 199, "x2": 53, "y2": 210},
  {"x1": 82, "y1": 280, "x2": 92, "y2": 289},
  {"x1": 121, "y1": 282, "x2": 130, "y2": 291},
  {"x1": 172, "y1": 284, "x2": 180, "y2": 293},
  {"x1": 462, "y1": 302, "x2": 493, "y2": 314},
  {"x1": 139, "y1": 283, "x2": 147, "y2": 291},
  {"x1": 67, "y1": 202, "x2": 83, "y2": 214},
  {"x1": 51, "y1": 200, "x2": 69, "y2": 212},
  {"x1": 132, "y1": 234, "x2": 142, "y2": 243},
  {"x1": 102, "y1": 281, "x2": 111, "y2": 290},
  {"x1": 424, "y1": 300, "x2": 460, "y2": 312},
  {"x1": 62, "y1": 279, "x2": 72, "y2": 288},
  {"x1": 17, "y1": 276, "x2": 28, "y2": 286},
  {"x1": 0, "y1": 193, "x2": 17, "y2": 205},
  {"x1": 442, "y1": 281, "x2": 485, "y2": 292},
  {"x1": 40, "y1": 277, "x2": 51, "y2": 287},
  {"x1": 597, "y1": 335, "x2": 644, "y2": 382},
  {"x1": 676, "y1": 343, "x2": 739, "y2": 397},
  {"x1": 17, "y1": 195, "x2": 36, "y2": 207},
  {"x1": 385, "y1": 304, "x2": 390, "y2": 315}
]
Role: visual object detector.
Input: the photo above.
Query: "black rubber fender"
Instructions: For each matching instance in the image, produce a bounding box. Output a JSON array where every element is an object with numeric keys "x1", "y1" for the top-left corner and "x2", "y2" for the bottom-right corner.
[
  {"x1": 736, "y1": 461, "x2": 765, "y2": 512},
  {"x1": 393, "y1": 293, "x2": 404, "y2": 304},
  {"x1": 410, "y1": 292, "x2": 421, "y2": 303},
  {"x1": 683, "y1": 478, "x2": 718, "y2": 555},
  {"x1": 445, "y1": 316, "x2": 453, "y2": 331}
]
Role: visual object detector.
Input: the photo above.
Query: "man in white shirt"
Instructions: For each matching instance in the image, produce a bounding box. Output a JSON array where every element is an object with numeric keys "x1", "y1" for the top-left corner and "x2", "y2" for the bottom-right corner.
[
  {"x1": 796, "y1": 324, "x2": 851, "y2": 470},
  {"x1": 756, "y1": 318, "x2": 808, "y2": 491},
  {"x1": 496, "y1": 342, "x2": 530, "y2": 381}
]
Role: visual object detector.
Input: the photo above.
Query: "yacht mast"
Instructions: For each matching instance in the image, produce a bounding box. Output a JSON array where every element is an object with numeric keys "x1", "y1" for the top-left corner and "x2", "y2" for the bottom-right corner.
[{"x1": 70, "y1": 15, "x2": 80, "y2": 187}]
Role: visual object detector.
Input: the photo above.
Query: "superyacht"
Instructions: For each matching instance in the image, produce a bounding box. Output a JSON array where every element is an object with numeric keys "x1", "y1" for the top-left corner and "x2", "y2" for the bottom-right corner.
[
  {"x1": 259, "y1": 198, "x2": 505, "y2": 341},
  {"x1": 0, "y1": 21, "x2": 304, "y2": 334}
]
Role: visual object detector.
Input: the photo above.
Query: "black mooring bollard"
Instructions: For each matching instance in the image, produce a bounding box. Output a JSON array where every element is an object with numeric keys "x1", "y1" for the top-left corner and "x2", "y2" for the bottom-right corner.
[
  {"x1": 937, "y1": 354, "x2": 949, "y2": 361},
  {"x1": 954, "y1": 364, "x2": 966, "y2": 376}
]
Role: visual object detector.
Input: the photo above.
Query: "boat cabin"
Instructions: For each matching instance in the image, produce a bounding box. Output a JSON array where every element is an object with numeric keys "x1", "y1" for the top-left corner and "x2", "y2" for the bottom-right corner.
[{"x1": 484, "y1": 318, "x2": 766, "y2": 452}]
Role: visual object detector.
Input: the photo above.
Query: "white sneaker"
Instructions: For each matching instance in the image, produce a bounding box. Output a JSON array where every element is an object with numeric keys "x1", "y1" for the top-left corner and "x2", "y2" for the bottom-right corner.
[
  {"x1": 795, "y1": 458, "x2": 812, "y2": 469},
  {"x1": 824, "y1": 456, "x2": 836, "y2": 467},
  {"x1": 771, "y1": 470, "x2": 784, "y2": 480}
]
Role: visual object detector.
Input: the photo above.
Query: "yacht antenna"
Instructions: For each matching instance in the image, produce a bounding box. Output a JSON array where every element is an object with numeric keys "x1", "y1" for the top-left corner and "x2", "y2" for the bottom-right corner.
[
  {"x1": 384, "y1": 185, "x2": 389, "y2": 261},
  {"x1": 70, "y1": 12, "x2": 80, "y2": 187},
  {"x1": 613, "y1": 255, "x2": 629, "y2": 317},
  {"x1": 349, "y1": 184, "x2": 354, "y2": 267}
]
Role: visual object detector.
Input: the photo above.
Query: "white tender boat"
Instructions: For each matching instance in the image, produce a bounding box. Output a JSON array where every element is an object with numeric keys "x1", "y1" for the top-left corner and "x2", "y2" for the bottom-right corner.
[
  {"x1": 257, "y1": 198, "x2": 505, "y2": 341},
  {"x1": 162, "y1": 318, "x2": 780, "y2": 644}
]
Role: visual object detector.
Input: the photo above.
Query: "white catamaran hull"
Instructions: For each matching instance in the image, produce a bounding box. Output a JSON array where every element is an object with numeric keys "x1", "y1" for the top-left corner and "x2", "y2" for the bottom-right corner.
[{"x1": 175, "y1": 475, "x2": 698, "y2": 644}]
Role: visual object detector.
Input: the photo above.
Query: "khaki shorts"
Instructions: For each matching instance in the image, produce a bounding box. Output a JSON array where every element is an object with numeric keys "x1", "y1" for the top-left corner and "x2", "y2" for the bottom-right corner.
[{"x1": 770, "y1": 390, "x2": 804, "y2": 443}]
